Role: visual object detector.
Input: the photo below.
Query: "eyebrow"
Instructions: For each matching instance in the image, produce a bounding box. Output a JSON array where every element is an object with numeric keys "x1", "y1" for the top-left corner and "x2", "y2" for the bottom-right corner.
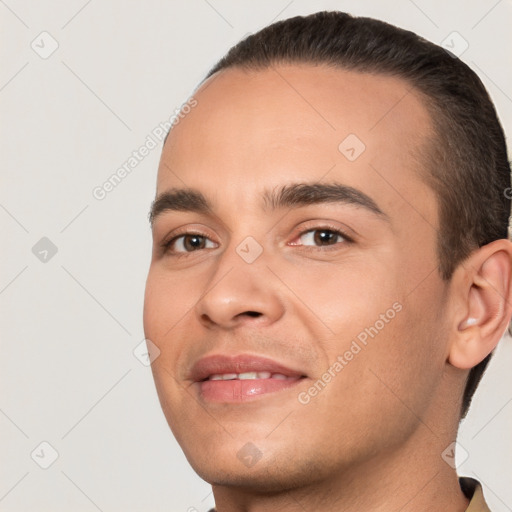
[{"x1": 148, "y1": 182, "x2": 389, "y2": 226}]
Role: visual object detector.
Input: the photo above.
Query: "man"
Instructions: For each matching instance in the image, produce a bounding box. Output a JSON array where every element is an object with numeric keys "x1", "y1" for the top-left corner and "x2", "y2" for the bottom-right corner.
[{"x1": 143, "y1": 11, "x2": 511, "y2": 511}]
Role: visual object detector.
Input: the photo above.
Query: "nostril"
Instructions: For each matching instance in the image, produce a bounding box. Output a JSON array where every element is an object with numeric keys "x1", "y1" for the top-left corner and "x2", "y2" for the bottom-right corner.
[
  {"x1": 200, "y1": 313, "x2": 214, "y2": 325},
  {"x1": 243, "y1": 311, "x2": 262, "y2": 318}
]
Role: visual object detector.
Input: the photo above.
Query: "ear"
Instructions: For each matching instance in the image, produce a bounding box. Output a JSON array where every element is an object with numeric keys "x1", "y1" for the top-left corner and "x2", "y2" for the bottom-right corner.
[{"x1": 448, "y1": 239, "x2": 512, "y2": 370}]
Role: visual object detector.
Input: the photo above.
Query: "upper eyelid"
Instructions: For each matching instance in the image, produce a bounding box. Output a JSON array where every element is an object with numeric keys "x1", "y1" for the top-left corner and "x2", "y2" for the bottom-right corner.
[
  {"x1": 162, "y1": 229, "x2": 215, "y2": 248},
  {"x1": 289, "y1": 219, "x2": 354, "y2": 239}
]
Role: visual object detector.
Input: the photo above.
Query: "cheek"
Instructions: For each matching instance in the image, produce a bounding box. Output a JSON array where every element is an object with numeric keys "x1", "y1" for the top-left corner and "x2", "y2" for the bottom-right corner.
[
  {"x1": 143, "y1": 263, "x2": 221, "y2": 397},
  {"x1": 273, "y1": 254, "x2": 400, "y2": 338},
  {"x1": 143, "y1": 267, "x2": 201, "y2": 339},
  {"x1": 281, "y1": 256, "x2": 446, "y2": 417},
  {"x1": 143, "y1": 269, "x2": 197, "y2": 428},
  {"x1": 322, "y1": 277, "x2": 447, "y2": 433}
]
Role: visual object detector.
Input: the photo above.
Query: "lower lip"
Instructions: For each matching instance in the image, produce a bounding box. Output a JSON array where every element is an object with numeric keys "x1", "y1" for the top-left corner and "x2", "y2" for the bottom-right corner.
[{"x1": 197, "y1": 377, "x2": 303, "y2": 403}]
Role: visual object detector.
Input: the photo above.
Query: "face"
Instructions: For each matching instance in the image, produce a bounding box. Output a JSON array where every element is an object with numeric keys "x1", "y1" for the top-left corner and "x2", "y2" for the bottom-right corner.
[{"x1": 143, "y1": 64, "x2": 451, "y2": 490}]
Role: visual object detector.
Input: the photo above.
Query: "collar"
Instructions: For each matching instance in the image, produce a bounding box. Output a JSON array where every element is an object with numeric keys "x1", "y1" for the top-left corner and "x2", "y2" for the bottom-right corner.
[{"x1": 460, "y1": 476, "x2": 491, "y2": 512}]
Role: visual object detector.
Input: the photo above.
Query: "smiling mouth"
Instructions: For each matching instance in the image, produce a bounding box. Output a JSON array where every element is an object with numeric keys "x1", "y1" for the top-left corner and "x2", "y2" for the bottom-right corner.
[
  {"x1": 196, "y1": 372, "x2": 306, "y2": 403},
  {"x1": 205, "y1": 371, "x2": 299, "y2": 381},
  {"x1": 189, "y1": 353, "x2": 308, "y2": 403}
]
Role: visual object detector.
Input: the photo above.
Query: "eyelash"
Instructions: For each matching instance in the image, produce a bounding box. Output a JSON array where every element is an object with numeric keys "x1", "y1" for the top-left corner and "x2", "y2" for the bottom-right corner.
[{"x1": 160, "y1": 224, "x2": 354, "y2": 257}]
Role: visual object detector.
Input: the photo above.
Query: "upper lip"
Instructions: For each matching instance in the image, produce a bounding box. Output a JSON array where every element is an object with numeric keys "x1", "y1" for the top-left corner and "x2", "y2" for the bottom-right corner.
[{"x1": 188, "y1": 354, "x2": 306, "y2": 382}]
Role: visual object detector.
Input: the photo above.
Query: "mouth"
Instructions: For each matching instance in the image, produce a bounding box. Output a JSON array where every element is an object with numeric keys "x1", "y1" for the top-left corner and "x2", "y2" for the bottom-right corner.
[
  {"x1": 206, "y1": 371, "x2": 299, "y2": 381},
  {"x1": 189, "y1": 354, "x2": 307, "y2": 403}
]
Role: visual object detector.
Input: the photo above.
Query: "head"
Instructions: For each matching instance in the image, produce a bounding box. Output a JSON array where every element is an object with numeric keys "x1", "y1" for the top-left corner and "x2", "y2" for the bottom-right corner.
[{"x1": 144, "y1": 11, "x2": 512, "y2": 494}]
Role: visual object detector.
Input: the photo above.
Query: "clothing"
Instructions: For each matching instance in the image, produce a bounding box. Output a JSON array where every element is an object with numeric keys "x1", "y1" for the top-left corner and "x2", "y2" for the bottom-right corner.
[
  {"x1": 460, "y1": 476, "x2": 491, "y2": 512},
  {"x1": 207, "y1": 476, "x2": 491, "y2": 511}
]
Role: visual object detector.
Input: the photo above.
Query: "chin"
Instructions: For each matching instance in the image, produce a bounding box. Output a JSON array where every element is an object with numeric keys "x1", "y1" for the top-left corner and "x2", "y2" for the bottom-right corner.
[
  {"x1": 181, "y1": 438, "x2": 338, "y2": 494},
  {"x1": 193, "y1": 459, "x2": 321, "y2": 494}
]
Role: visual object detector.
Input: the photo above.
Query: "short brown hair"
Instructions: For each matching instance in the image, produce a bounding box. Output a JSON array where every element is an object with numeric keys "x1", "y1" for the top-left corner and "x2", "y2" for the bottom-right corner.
[{"x1": 200, "y1": 11, "x2": 511, "y2": 418}]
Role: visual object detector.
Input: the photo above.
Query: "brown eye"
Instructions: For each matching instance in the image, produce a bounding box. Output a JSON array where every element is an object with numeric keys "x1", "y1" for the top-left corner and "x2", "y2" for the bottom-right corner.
[
  {"x1": 182, "y1": 235, "x2": 207, "y2": 251},
  {"x1": 298, "y1": 229, "x2": 346, "y2": 247},
  {"x1": 164, "y1": 233, "x2": 216, "y2": 253}
]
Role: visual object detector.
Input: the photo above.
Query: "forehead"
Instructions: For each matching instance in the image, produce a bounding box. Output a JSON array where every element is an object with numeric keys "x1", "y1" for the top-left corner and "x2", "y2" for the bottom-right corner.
[{"x1": 158, "y1": 64, "x2": 436, "y2": 224}]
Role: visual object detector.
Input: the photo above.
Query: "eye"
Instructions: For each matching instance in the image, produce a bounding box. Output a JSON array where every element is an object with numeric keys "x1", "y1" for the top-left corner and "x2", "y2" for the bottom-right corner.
[
  {"x1": 162, "y1": 233, "x2": 217, "y2": 254},
  {"x1": 291, "y1": 227, "x2": 352, "y2": 248}
]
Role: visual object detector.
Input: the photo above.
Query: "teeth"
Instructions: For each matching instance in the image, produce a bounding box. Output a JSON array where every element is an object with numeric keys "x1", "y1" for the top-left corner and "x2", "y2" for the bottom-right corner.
[
  {"x1": 209, "y1": 373, "x2": 237, "y2": 381},
  {"x1": 238, "y1": 372, "x2": 258, "y2": 380},
  {"x1": 208, "y1": 371, "x2": 285, "y2": 381}
]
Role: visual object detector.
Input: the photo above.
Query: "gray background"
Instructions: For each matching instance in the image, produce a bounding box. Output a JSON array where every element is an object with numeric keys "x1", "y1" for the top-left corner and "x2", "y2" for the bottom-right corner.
[{"x1": 1, "y1": 1, "x2": 511, "y2": 511}]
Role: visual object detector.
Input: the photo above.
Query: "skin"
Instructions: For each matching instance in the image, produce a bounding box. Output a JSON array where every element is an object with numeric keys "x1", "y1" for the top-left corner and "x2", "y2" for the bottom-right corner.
[{"x1": 143, "y1": 64, "x2": 512, "y2": 511}]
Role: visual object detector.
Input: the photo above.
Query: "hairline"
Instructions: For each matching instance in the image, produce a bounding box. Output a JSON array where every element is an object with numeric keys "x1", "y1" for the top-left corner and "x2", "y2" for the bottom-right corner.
[{"x1": 198, "y1": 62, "x2": 453, "y2": 272}]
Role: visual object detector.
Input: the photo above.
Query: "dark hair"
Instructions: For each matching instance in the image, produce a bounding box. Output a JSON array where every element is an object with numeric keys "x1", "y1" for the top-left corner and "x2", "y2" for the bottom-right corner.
[{"x1": 199, "y1": 11, "x2": 511, "y2": 418}]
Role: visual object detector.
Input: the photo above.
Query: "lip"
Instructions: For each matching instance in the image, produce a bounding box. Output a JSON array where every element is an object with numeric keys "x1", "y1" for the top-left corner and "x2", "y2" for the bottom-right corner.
[
  {"x1": 189, "y1": 353, "x2": 306, "y2": 382},
  {"x1": 188, "y1": 354, "x2": 307, "y2": 403}
]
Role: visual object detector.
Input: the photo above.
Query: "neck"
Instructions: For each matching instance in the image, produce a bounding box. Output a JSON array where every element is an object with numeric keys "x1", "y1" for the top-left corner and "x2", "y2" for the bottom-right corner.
[{"x1": 211, "y1": 420, "x2": 469, "y2": 512}]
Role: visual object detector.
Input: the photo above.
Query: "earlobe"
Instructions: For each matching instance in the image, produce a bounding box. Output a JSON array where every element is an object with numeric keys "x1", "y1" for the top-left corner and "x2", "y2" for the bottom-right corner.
[{"x1": 448, "y1": 241, "x2": 512, "y2": 370}]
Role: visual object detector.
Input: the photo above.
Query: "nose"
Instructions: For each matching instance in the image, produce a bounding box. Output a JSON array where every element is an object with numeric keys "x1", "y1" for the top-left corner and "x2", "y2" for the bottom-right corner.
[{"x1": 194, "y1": 250, "x2": 285, "y2": 330}]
